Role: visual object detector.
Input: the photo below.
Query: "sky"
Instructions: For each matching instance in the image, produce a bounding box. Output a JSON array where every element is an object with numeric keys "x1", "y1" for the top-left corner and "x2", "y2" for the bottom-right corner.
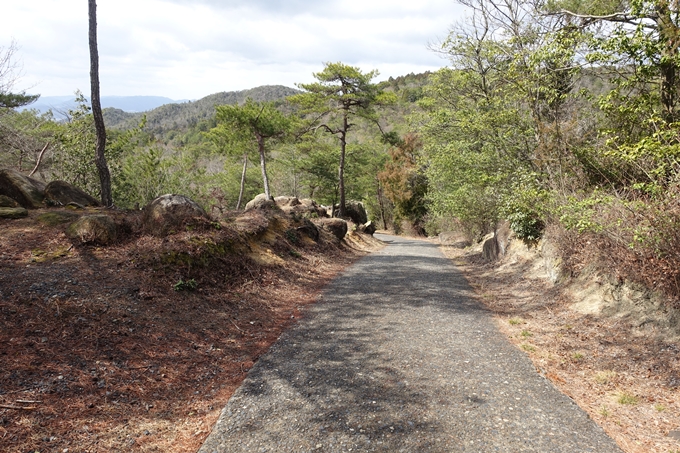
[{"x1": 1, "y1": 0, "x2": 468, "y2": 100}]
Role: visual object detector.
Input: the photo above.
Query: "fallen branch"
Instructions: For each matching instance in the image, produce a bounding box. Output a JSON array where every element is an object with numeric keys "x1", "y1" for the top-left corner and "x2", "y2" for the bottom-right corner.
[
  {"x1": 29, "y1": 142, "x2": 50, "y2": 177},
  {"x1": 0, "y1": 404, "x2": 36, "y2": 410},
  {"x1": 15, "y1": 400, "x2": 42, "y2": 404}
]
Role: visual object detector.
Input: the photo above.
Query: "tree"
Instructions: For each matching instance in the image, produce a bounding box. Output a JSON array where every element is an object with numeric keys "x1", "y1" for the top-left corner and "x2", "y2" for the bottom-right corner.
[
  {"x1": 209, "y1": 98, "x2": 291, "y2": 204},
  {"x1": 0, "y1": 40, "x2": 38, "y2": 109},
  {"x1": 88, "y1": 0, "x2": 112, "y2": 206},
  {"x1": 291, "y1": 62, "x2": 390, "y2": 218}
]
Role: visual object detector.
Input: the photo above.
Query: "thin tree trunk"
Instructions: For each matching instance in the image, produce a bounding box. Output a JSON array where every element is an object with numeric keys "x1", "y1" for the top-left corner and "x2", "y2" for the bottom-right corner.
[
  {"x1": 337, "y1": 112, "x2": 348, "y2": 218},
  {"x1": 257, "y1": 134, "x2": 272, "y2": 200},
  {"x1": 377, "y1": 179, "x2": 388, "y2": 230},
  {"x1": 236, "y1": 153, "x2": 247, "y2": 210},
  {"x1": 88, "y1": 0, "x2": 112, "y2": 206}
]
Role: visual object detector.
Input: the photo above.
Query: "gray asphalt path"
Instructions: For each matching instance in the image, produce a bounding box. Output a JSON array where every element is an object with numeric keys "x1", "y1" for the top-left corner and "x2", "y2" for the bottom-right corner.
[{"x1": 199, "y1": 234, "x2": 622, "y2": 453}]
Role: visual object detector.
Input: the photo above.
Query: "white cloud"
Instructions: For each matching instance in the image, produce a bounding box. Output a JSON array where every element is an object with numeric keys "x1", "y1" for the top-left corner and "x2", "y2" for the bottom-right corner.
[{"x1": 1, "y1": 0, "x2": 467, "y2": 99}]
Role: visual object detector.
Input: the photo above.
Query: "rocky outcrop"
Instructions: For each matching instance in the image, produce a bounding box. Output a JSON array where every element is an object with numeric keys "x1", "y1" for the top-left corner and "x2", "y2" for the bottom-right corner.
[
  {"x1": 313, "y1": 218, "x2": 348, "y2": 241},
  {"x1": 44, "y1": 181, "x2": 101, "y2": 207},
  {"x1": 66, "y1": 215, "x2": 117, "y2": 244},
  {"x1": 0, "y1": 169, "x2": 45, "y2": 209},
  {"x1": 143, "y1": 194, "x2": 209, "y2": 237},
  {"x1": 334, "y1": 200, "x2": 368, "y2": 225},
  {"x1": 275, "y1": 196, "x2": 327, "y2": 218},
  {"x1": 0, "y1": 207, "x2": 28, "y2": 219},
  {"x1": 245, "y1": 194, "x2": 277, "y2": 211}
]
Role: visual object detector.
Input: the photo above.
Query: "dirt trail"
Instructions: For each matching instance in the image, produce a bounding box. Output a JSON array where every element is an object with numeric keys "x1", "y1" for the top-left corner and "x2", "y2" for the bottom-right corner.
[{"x1": 199, "y1": 234, "x2": 621, "y2": 452}]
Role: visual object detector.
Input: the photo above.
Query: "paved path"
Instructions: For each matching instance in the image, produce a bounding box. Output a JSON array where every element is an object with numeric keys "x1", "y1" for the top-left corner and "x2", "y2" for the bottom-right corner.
[{"x1": 199, "y1": 235, "x2": 622, "y2": 452}]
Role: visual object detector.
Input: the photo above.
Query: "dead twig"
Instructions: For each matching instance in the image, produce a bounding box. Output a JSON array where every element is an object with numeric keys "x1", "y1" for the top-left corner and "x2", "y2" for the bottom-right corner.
[
  {"x1": 0, "y1": 405, "x2": 36, "y2": 410},
  {"x1": 28, "y1": 142, "x2": 50, "y2": 177},
  {"x1": 15, "y1": 400, "x2": 42, "y2": 404}
]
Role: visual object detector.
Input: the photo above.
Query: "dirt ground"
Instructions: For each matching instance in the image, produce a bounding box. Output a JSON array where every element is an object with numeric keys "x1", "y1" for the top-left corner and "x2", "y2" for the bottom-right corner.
[
  {"x1": 441, "y1": 241, "x2": 680, "y2": 453},
  {"x1": 0, "y1": 208, "x2": 382, "y2": 453}
]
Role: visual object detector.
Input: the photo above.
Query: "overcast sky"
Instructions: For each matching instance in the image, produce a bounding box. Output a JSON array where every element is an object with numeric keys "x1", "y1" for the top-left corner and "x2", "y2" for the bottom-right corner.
[{"x1": 2, "y1": 0, "x2": 468, "y2": 100}]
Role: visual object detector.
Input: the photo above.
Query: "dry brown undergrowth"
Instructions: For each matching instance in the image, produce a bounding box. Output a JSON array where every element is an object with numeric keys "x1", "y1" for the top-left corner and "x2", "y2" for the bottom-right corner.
[
  {"x1": 0, "y1": 208, "x2": 382, "y2": 453},
  {"x1": 441, "y1": 241, "x2": 680, "y2": 453}
]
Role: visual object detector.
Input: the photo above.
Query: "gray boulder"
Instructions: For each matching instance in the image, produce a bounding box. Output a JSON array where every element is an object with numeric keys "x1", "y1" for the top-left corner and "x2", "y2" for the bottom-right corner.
[
  {"x1": 44, "y1": 180, "x2": 101, "y2": 207},
  {"x1": 67, "y1": 215, "x2": 117, "y2": 244},
  {"x1": 276, "y1": 196, "x2": 327, "y2": 218},
  {"x1": 143, "y1": 194, "x2": 208, "y2": 237},
  {"x1": 334, "y1": 200, "x2": 368, "y2": 224},
  {"x1": 245, "y1": 194, "x2": 277, "y2": 211},
  {"x1": 313, "y1": 218, "x2": 348, "y2": 241},
  {"x1": 0, "y1": 169, "x2": 45, "y2": 209},
  {"x1": 0, "y1": 207, "x2": 28, "y2": 219},
  {"x1": 358, "y1": 220, "x2": 377, "y2": 235},
  {"x1": 0, "y1": 195, "x2": 19, "y2": 207}
]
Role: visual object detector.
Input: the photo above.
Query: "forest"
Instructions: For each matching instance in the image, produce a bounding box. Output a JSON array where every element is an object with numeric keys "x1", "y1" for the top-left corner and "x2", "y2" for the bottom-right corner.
[{"x1": 3, "y1": 0, "x2": 680, "y2": 305}]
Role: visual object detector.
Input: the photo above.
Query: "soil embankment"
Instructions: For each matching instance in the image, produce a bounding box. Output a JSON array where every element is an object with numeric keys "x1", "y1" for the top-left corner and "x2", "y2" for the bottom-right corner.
[{"x1": 442, "y1": 233, "x2": 680, "y2": 453}]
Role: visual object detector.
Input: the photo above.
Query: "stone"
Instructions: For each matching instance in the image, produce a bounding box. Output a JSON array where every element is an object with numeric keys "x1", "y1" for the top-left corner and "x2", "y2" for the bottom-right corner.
[
  {"x1": 296, "y1": 220, "x2": 320, "y2": 242},
  {"x1": 313, "y1": 218, "x2": 348, "y2": 241},
  {"x1": 334, "y1": 200, "x2": 368, "y2": 224},
  {"x1": 0, "y1": 207, "x2": 28, "y2": 219},
  {"x1": 274, "y1": 196, "x2": 301, "y2": 207},
  {"x1": 277, "y1": 196, "x2": 327, "y2": 218},
  {"x1": 143, "y1": 194, "x2": 209, "y2": 237},
  {"x1": 66, "y1": 215, "x2": 117, "y2": 244},
  {"x1": 0, "y1": 168, "x2": 46, "y2": 209},
  {"x1": 44, "y1": 180, "x2": 101, "y2": 207},
  {"x1": 359, "y1": 220, "x2": 377, "y2": 235},
  {"x1": 245, "y1": 194, "x2": 277, "y2": 211},
  {"x1": 0, "y1": 194, "x2": 19, "y2": 207}
]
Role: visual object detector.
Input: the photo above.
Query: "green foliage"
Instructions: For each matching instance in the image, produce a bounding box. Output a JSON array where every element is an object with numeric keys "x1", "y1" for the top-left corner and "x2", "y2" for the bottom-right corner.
[{"x1": 173, "y1": 278, "x2": 197, "y2": 292}]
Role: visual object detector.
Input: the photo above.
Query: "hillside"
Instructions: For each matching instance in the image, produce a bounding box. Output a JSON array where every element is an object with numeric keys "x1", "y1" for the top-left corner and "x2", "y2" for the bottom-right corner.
[{"x1": 103, "y1": 85, "x2": 300, "y2": 137}]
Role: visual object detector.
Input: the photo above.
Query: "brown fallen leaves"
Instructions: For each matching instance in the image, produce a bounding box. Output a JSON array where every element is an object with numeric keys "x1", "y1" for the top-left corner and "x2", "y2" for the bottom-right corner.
[{"x1": 0, "y1": 209, "x2": 382, "y2": 453}]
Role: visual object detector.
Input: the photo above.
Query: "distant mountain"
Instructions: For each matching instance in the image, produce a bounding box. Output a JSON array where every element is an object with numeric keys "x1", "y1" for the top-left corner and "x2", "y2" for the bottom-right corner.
[
  {"x1": 103, "y1": 85, "x2": 300, "y2": 137},
  {"x1": 22, "y1": 95, "x2": 184, "y2": 114}
]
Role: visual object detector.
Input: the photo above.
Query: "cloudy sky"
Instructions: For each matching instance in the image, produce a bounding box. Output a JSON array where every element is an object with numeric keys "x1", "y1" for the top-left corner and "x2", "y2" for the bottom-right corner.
[{"x1": 2, "y1": 0, "x2": 468, "y2": 100}]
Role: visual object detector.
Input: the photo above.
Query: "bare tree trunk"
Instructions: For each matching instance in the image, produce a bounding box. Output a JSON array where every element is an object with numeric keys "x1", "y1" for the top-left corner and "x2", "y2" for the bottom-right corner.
[
  {"x1": 88, "y1": 0, "x2": 112, "y2": 206},
  {"x1": 236, "y1": 153, "x2": 247, "y2": 210},
  {"x1": 29, "y1": 142, "x2": 50, "y2": 177},
  {"x1": 257, "y1": 135, "x2": 272, "y2": 200},
  {"x1": 337, "y1": 112, "x2": 348, "y2": 218}
]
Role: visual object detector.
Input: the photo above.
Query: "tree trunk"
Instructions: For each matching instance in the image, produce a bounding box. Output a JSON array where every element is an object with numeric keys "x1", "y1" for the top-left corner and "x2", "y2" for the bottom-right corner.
[
  {"x1": 88, "y1": 0, "x2": 112, "y2": 206},
  {"x1": 658, "y1": 3, "x2": 679, "y2": 124},
  {"x1": 377, "y1": 179, "x2": 388, "y2": 230},
  {"x1": 257, "y1": 134, "x2": 272, "y2": 200},
  {"x1": 236, "y1": 152, "x2": 248, "y2": 210},
  {"x1": 337, "y1": 112, "x2": 348, "y2": 218}
]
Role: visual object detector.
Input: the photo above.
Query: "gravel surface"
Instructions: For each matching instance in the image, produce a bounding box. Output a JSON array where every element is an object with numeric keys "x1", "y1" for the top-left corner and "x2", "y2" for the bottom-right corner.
[{"x1": 199, "y1": 234, "x2": 622, "y2": 453}]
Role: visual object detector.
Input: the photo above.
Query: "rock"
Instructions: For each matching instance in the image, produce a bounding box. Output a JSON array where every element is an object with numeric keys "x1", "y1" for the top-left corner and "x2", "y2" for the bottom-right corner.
[
  {"x1": 276, "y1": 196, "x2": 327, "y2": 218},
  {"x1": 44, "y1": 181, "x2": 101, "y2": 207},
  {"x1": 66, "y1": 215, "x2": 117, "y2": 244},
  {"x1": 358, "y1": 220, "x2": 377, "y2": 235},
  {"x1": 0, "y1": 207, "x2": 28, "y2": 219},
  {"x1": 296, "y1": 219, "x2": 320, "y2": 242},
  {"x1": 482, "y1": 234, "x2": 501, "y2": 261},
  {"x1": 0, "y1": 169, "x2": 46, "y2": 209},
  {"x1": 313, "y1": 218, "x2": 348, "y2": 241},
  {"x1": 0, "y1": 194, "x2": 19, "y2": 207},
  {"x1": 274, "y1": 196, "x2": 301, "y2": 207},
  {"x1": 334, "y1": 200, "x2": 368, "y2": 224},
  {"x1": 245, "y1": 194, "x2": 277, "y2": 211},
  {"x1": 143, "y1": 194, "x2": 209, "y2": 237}
]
